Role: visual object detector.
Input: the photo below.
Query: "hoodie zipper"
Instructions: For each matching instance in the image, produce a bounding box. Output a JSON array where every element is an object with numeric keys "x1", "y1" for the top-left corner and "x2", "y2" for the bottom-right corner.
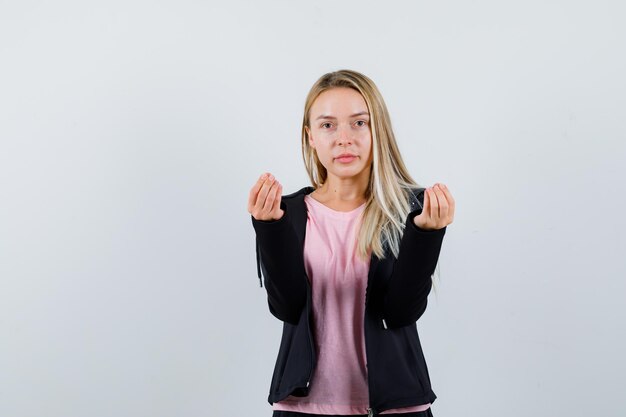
[
  {"x1": 303, "y1": 197, "x2": 315, "y2": 391},
  {"x1": 304, "y1": 267, "x2": 315, "y2": 391},
  {"x1": 363, "y1": 324, "x2": 379, "y2": 417},
  {"x1": 364, "y1": 265, "x2": 378, "y2": 417}
]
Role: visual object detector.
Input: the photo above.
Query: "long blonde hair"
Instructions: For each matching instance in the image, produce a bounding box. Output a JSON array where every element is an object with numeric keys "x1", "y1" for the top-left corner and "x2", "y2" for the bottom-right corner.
[{"x1": 301, "y1": 69, "x2": 424, "y2": 261}]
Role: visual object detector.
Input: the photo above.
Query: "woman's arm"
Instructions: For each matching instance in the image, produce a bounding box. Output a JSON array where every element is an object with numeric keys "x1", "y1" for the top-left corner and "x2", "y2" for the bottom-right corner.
[
  {"x1": 251, "y1": 201, "x2": 307, "y2": 325},
  {"x1": 381, "y1": 185, "x2": 454, "y2": 328},
  {"x1": 381, "y1": 210, "x2": 446, "y2": 328},
  {"x1": 248, "y1": 173, "x2": 307, "y2": 324}
]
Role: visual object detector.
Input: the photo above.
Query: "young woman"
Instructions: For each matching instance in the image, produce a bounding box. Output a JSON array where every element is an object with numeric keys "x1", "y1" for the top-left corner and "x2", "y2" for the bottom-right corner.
[{"x1": 248, "y1": 69, "x2": 455, "y2": 417}]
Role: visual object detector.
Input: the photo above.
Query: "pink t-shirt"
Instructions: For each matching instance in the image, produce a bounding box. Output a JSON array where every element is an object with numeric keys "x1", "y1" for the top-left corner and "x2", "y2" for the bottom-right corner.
[{"x1": 272, "y1": 194, "x2": 431, "y2": 415}]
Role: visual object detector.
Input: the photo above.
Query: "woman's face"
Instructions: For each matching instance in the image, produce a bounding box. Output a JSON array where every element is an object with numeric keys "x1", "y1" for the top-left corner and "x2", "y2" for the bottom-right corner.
[{"x1": 306, "y1": 87, "x2": 373, "y2": 182}]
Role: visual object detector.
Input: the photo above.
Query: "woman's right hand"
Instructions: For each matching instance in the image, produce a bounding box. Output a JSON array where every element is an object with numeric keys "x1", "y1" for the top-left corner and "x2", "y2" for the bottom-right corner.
[{"x1": 248, "y1": 172, "x2": 284, "y2": 221}]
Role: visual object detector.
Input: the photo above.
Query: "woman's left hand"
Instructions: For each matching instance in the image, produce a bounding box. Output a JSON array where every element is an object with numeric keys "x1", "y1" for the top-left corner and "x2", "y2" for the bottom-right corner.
[{"x1": 413, "y1": 183, "x2": 455, "y2": 231}]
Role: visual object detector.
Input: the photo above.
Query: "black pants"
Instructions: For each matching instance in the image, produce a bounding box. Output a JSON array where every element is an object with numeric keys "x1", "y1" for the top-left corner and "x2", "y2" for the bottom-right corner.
[{"x1": 272, "y1": 408, "x2": 433, "y2": 417}]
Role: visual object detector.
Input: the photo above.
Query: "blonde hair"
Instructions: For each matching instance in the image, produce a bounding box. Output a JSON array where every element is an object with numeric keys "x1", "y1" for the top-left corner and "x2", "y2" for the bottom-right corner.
[{"x1": 301, "y1": 69, "x2": 424, "y2": 261}]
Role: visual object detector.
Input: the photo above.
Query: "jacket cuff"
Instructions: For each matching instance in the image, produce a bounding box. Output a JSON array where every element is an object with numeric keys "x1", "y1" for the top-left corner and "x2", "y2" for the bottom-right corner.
[
  {"x1": 406, "y1": 208, "x2": 447, "y2": 234},
  {"x1": 251, "y1": 201, "x2": 289, "y2": 231}
]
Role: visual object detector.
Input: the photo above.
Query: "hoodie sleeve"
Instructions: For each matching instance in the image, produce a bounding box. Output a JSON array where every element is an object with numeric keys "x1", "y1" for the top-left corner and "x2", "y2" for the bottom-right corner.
[
  {"x1": 381, "y1": 189, "x2": 447, "y2": 328},
  {"x1": 251, "y1": 200, "x2": 307, "y2": 325}
]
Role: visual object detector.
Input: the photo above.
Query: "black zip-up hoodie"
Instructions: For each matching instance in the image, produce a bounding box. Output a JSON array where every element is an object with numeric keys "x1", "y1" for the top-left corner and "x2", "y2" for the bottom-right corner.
[{"x1": 251, "y1": 186, "x2": 447, "y2": 416}]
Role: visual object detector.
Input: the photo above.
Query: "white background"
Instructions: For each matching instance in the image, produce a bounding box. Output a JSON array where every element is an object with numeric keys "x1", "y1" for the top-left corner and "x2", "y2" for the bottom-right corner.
[{"x1": 1, "y1": 1, "x2": 624, "y2": 416}]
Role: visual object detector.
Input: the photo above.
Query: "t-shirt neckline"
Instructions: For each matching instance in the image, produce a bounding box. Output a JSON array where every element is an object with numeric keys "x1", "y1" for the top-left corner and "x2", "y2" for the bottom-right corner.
[{"x1": 304, "y1": 194, "x2": 366, "y2": 216}]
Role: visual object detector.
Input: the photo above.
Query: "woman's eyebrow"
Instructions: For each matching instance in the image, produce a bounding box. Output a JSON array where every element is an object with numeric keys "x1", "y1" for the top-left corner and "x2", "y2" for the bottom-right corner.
[{"x1": 315, "y1": 111, "x2": 370, "y2": 120}]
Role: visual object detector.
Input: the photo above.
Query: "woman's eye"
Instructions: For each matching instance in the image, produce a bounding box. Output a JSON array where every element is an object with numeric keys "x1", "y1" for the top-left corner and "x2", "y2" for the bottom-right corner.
[
  {"x1": 356, "y1": 120, "x2": 367, "y2": 127},
  {"x1": 321, "y1": 123, "x2": 332, "y2": 129}
]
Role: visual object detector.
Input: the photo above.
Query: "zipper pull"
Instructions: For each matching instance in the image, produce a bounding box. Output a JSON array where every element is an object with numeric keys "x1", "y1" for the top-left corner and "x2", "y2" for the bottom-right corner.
[
  {"x1": 367, "y1": 407, "x2": 374, "y2": 417},
  {"x1": 382, "y1": 318, "x2": 388, "y2": 329}
]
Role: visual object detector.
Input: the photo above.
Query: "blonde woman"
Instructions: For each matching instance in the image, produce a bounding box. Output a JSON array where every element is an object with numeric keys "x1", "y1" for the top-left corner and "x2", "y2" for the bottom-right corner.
[{"x1": 248, "y1": 69, "x2": 455, "y2": 417}]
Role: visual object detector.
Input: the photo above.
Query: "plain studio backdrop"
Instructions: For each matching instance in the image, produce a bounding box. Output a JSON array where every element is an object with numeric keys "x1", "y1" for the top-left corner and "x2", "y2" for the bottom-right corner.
[{"x1": 1, "y1": 1, "x2": 624, "y2": 416}]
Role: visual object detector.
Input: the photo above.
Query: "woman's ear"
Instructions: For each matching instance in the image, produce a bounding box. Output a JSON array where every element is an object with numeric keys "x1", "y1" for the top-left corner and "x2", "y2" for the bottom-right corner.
[{"x1": 306, "y1": 126, "x2": 315, "y2": 148}]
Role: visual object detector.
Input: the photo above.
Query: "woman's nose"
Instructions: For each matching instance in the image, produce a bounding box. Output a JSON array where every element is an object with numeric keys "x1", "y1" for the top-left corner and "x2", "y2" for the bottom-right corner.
[{"x1": 336, "y1": 125, "x2": 353, "y2": 144}]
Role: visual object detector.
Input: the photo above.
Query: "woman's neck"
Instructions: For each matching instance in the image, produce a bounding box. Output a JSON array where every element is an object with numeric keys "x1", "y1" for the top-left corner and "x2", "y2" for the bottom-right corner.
[{"x1": 312, "y1": 174, "x2": 369, "y2": 210}]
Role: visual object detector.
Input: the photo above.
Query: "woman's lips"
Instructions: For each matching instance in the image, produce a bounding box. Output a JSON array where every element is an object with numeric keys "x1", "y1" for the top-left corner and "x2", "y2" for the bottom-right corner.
[{"x1": 335, "y1": 156, "x2": 357, "y2": 163}]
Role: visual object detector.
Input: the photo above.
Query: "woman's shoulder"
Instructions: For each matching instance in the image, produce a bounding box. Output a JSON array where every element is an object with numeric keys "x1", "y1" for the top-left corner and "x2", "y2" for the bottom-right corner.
[
  {"x1": 281, "y1": 186, "x2": 315, "y2": 200},
  {"x1": 280, "y1": 185, "x2": 425, "y2": 209}
]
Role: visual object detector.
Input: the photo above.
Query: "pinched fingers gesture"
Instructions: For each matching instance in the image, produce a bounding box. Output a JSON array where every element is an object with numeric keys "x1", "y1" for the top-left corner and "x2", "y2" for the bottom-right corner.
[
  {"x1": 248, "y1": 172, "x2": 285, "y2": 221},
  {"x1": 413, "y1": 183, "x2": 455, "y2": 231}
]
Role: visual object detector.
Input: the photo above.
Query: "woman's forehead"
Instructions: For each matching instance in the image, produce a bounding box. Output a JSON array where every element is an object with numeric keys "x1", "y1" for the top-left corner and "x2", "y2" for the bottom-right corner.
[{"x1": 310, "y1": 88, "x2": 369, "y2": 119}]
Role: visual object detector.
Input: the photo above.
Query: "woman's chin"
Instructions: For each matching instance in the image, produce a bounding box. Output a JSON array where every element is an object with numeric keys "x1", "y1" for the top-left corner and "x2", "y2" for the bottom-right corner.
[{"x1": 327, "y1": 167, "x2": 369, "y2": 180}]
